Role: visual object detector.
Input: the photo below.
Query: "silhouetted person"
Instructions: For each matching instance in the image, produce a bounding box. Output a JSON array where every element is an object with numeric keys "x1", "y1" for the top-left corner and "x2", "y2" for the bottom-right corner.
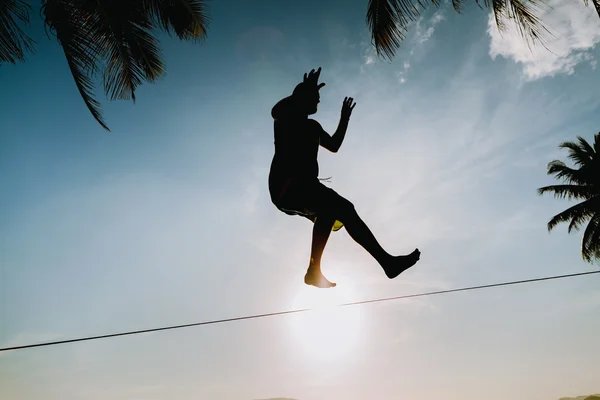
[{"x1": 268, "y1": 67, "x2": 420, "y2": 288}]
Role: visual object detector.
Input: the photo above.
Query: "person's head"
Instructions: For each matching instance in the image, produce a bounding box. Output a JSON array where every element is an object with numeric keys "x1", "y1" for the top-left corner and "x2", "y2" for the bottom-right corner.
[
  {"x1": 292, "y1": 82, "x2": 321, "y2": 115},
  {"x1": 271, "y1": 67, "x2": 325, "y2": 120}
]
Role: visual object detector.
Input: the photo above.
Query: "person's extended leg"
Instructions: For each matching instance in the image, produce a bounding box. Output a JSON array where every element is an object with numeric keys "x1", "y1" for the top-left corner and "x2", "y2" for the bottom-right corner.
[
  {"x1": 304, "y1": 215, "x2": 338, "y2": 288},
  {"x1": 337, "y1": 202, "x2": 420, "y2": 279}
]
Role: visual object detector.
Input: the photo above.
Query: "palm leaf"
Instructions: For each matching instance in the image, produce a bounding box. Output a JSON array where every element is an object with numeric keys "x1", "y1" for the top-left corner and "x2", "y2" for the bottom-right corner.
[
  {"x1": 547, "y1": 135, "x2": 600, "y2": 187},
  {"x1": 366, "y1": 0, "x2": 550, "y2": 61},
  {"x1": 42, "y1": 0, "x2": 109, "y2": 130},
  {"x1": 90, "y1": 0, "x2": 162, "y2": 102},
  {"x1": 0, "y1": 0, "x2": 35, "y2": 64},
  {"x1": 577, "y1": 135, "x2": 596, "y2": 155},
  {"x1": 560, "y1": 138, "x2": 596, "y2": 167},
  {"x1": 546, "y1": 160, "x2": 594, "y2": 186},
  {"x1": 143, "y1": 0, "x2": 209, "y2": 41},
  {"x1": 488, "y1": 0, "x2": 549, "y2": 45},
  {"x1": 43, "y1": 0, "x2": 167, "y2": 129},
  {"x1": 42, "y1": 0, "x2": 208, "y2": 130},
  {"x1": 537, "y1": 184, "x2": 598, "y2": 200},
  {"x1": 581, "y1": 212, "x2": 600, "y2": 262},
  {"x1": 452, "y1": 0, "x2": 469, "y2": 13},
  {"x1": 366, "y1": 0, "x2": 427, "y2": 61},
  {"x1": 545, "y1": 197, "x2": 599, "y2": 232},
  {"x1": 125, "y1": 23, "x2": 164, "y2": 82},
  {"x1": 590, "y1": 131, "x2": 600, "y2": 157}
]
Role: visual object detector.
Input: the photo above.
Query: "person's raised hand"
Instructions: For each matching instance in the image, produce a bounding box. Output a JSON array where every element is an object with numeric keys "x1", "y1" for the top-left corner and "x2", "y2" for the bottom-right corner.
[
  {"x1": 341, "y1": 96, "x2": 356, "y2": 120},
  {"x1": 303, "y1": 67, "x2": 326, "y2": 91}
]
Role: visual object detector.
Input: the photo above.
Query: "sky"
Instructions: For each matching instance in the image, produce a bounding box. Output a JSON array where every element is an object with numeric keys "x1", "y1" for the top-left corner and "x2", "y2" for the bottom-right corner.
[{"x1": 1, "y1": 0, "x2": 600, "y2": 399}]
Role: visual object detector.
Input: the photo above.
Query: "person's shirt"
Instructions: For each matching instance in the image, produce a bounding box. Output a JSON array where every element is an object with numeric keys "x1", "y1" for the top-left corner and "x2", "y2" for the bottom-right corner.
[{"x1": 270, "y1": 97, "x2": 322, "y2": 180}]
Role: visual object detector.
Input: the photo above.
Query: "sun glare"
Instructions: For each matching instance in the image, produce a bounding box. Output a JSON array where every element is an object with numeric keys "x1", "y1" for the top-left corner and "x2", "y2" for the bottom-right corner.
[{"x1": 286, "y1": 283, "x2": 364, "y2": 364}]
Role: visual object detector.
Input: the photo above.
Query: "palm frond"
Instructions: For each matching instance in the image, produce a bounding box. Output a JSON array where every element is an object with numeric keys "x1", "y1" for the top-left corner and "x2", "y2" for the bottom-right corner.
[
  {"x1": 559, "y1": 138, "x2": 595, "y2": 167},
  {"x1": 43, "y1": 0, "x2": 207, "y2": 130},
  {"x1": 581, "y1": 212, "x2": 600, "y2": 263},
  {"x1": 91, "y1": 0, "x2": 158, "y2": 102},
  {"x1": 127, "y1": 23, "x2": 164, "y2": 82},
  {"x1": 577, "y1": 135, "x2": 596, "y2": 155},
  {"x1": 488, "y1": 0, "x2": 550, "y2": 46},
  {"x1": 64, "y1": 50, "x2": 109, "y2": 130},
  {"x1": 143, "y1": 0, "x2": 209, "y2": 41},
  {"x1": 0, "y1": 0, "x2": 35, "y2": 64},
  {"x1": 546, "y1": 160, "x2": 594, "y2": 185},
  {"x1": 42, "y1": 0, "x2": 109, "y2": 130},
  {"x1": 546, "y1": 197, "x2": 599, "y2": 232},
  {"x1": 366, "y1": 0, "x2": 423, "y2": 60},
  {"x1": 366, "y1": 0, "x2": 551, "y2": 61},
  {"x1": 452, "y1": 0, "x2": 468, "y2": 13},
  {"x1": 537, "y1": 185, "x2": 598, "y2": 201},
  {"x1": 592, "y1": 131, "x2": 600, "y2": 155},
  {"x1": 47, "y1": 0, "x2": 165, "y2": 105}
]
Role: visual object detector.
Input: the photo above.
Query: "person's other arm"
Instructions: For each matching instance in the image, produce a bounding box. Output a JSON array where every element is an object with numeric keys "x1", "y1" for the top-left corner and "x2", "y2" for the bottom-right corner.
[{"x1": 318, "y1": 97, "x2": 356, "y2": 153}]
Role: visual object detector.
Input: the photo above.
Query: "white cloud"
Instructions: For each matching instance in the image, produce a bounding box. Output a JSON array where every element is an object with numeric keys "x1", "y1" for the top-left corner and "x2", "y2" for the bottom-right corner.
[
  {"x1": 398, "y1": 61, "x2": 411, "y2": 83},
  {"x1": 488, "y1": 0, "x2": 600, "y2": 80},
  {"x1": 415, "y1": 11, "x2": 445, "y2": 45},
  {"x1": 362, "y1": 9, "x2": 444, "y2": 71},
  {"x1": 397, "y1": 10, "x2": 445, "y2": 83},
  {"x1": 361, "y1": 33, "x2": 378, "y2": 67}
]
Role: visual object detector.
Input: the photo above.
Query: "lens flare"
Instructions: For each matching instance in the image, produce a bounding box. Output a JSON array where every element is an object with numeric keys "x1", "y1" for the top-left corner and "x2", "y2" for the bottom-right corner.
[{"x1": 286, "y1": 283, "x2": 364, "y2": 364}]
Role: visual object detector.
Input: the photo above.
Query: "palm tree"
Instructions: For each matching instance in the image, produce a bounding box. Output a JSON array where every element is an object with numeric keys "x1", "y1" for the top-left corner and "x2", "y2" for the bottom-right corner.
[
  {"x1": 0, "y1": 0, "x2": 208, "y2": 131},
  {"x1": 366, "y1": 0, "x2": 600, "y2": 60},
  {"x1": 538, "y1": 133, "x2": 600, "y2": 264},
  {"x1": 0, "y1": 1, "x2": 35, "y2": 63}
]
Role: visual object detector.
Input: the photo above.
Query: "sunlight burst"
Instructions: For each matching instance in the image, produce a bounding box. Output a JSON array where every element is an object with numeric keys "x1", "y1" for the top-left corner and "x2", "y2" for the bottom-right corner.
[{"x1": 286, "y1": 283, "x2": 364, "y2": 364}]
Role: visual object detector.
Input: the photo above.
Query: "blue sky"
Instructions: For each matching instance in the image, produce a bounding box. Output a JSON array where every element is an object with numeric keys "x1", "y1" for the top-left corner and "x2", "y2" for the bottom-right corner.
[{"x1": 1, "y1": 0, "x2": 600, "y2": 399}]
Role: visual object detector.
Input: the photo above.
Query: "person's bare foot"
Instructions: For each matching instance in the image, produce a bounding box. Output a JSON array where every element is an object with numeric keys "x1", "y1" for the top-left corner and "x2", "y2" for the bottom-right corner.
[
  {"x1": 384, "y1": 248, "x2": 420, "y2": 279},
  {"x1": 304, "y1": 267, "x2": 336, "y2": 288}
]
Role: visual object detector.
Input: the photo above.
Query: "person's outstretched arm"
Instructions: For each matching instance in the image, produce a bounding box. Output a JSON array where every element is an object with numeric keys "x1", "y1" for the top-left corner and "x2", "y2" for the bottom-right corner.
[{"x1": 319, "y1": 97, "x2": 356, "y2": 153}]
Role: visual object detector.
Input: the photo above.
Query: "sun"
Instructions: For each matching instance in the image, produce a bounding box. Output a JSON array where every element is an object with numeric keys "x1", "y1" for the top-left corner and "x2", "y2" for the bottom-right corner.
[{"x1": 286, "y1": 283, "x2": 364, "y2": 364}]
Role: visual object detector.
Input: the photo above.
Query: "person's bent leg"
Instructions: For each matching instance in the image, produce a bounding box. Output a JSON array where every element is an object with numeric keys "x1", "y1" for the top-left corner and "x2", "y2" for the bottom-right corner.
[{"x1": 305, "y1": 215, "x2": 337, "y2": 288}]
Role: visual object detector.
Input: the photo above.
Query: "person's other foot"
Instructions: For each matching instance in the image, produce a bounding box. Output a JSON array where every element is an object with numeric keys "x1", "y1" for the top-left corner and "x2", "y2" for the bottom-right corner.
[
  {"x1": 304, "y1": 268, "x2": 336, "y2": 288},
  {"x1": 384, "y1": 248, "x2": 420, "y2": 279}
]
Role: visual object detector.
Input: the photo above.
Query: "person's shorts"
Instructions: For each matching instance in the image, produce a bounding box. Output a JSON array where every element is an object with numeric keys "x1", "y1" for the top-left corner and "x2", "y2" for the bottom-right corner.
[{"x1": 269, "y1": 176, "x2": 349, "y2": 231}]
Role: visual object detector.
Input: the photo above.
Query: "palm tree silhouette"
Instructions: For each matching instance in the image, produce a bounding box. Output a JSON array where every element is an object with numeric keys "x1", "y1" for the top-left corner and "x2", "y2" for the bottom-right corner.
[
  {"x1": 538, "y1": 133, "x2": 600, "y2": 264},
  {"x1": 366, "y1": 0, "x2": 600, "y2": 60},
  {"x1": 0, "y1": 0, "x2": 208, "y2": 131},
  {"x1": 5, "y1": 1, "x2": 600, "y2": 129}
]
